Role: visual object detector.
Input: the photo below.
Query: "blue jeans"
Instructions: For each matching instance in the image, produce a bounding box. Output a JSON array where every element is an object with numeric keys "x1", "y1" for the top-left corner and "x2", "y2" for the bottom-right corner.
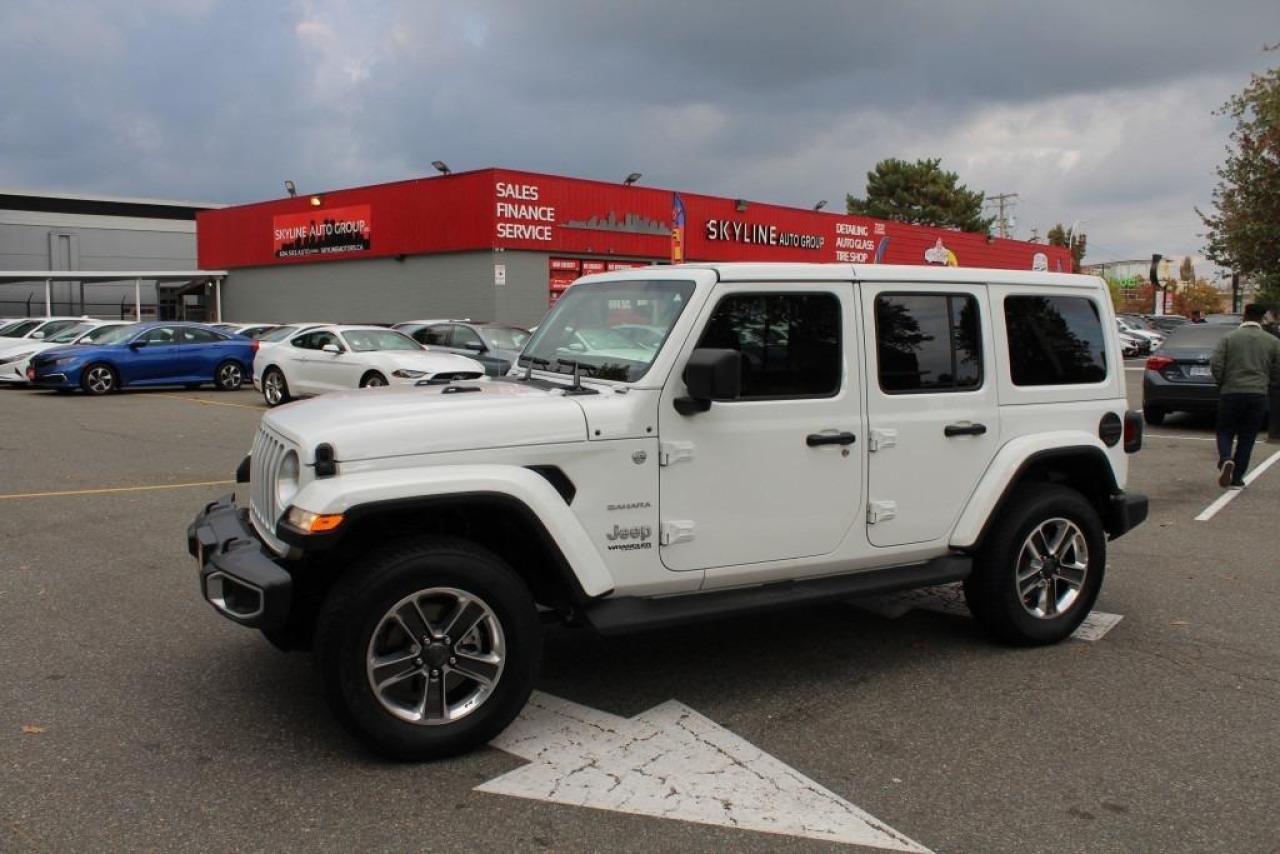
[{"x1": 1216, "y1": 393, "x2": 1268, "y2": 478}]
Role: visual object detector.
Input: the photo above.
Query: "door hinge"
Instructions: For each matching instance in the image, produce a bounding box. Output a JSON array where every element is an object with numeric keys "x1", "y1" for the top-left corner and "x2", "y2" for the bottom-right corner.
[
  {"x1": 659, "y1": 441, "x2": 695, "y2": 467},
  {"x1": 660, "y1": 520, "x2": 696, "y2": 545},
  {"x1": 868, "y1": 428, "x2": 898, "y2": 452},
  {"x1": 867, "y1": 501, "x2": 897, "y2": 524}
]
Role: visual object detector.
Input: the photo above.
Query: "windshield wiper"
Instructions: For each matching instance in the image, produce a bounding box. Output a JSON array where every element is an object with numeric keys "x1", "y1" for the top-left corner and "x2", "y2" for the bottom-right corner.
[
  {"x1": 553, "y1": 358, "x2": 599, "y2": 395},
  {"x1": 516, "y1": 354, "x2": 550, "y2": 381}
]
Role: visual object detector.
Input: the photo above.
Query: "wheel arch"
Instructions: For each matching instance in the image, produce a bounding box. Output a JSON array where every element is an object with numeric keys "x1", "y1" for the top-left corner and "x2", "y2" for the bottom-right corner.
[{"x1": 952, "y1": 441, "x2": 1122, "y2": 551}]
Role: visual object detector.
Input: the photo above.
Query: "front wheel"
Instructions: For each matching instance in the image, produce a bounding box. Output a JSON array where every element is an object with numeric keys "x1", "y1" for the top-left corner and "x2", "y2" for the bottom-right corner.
[
  {"x1": 80, "y1": 363, "x2": 118, "y2": 395},
  {"x1": 964, "y1": 484, "x2": 1105, "y2": 646},
  {"x1": 315, "y1": 537, "x2": 541, "y2": 760},
  {"x1": 360, "y1": 371, "x2": 388, "y2": 388}
]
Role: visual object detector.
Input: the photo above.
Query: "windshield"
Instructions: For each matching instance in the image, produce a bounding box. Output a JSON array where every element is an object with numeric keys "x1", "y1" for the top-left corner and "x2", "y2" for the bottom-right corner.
[
  {"x1": 519, "y1": 279, "x2": 696, "y2": 381},
  {"x1": 482, "y1": 326, "x2": 530, "y2": 350},
  {"x1": 342, "y1": 329, "x2": 422, "y2": 352},
  {"x1": 46, "y1": 322, "x2": 96, "y2": 343},
  {"x1": 86, "y1": 325, "x2": 139, "y2": 345},
  {"x1": 2, "y1": 320, "x2": 43, "y2": 337}
]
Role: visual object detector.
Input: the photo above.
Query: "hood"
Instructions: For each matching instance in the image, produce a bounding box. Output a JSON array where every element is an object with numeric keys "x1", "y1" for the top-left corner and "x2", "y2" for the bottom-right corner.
[
  {"x1": 372, "y1": 350, "x2": 486, "y2": 375},
  {"x1": 33, "y1": 342, "x2": 126, "y2": 363},
  {"x1": 262, "y1": 378, "x2": 588, "y2": 461}
]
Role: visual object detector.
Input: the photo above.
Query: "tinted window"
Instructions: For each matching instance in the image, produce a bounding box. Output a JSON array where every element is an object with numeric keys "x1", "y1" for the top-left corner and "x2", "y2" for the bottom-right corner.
[
  {"x1": 696, "y1": 293, "x2": 841, "y2": 398},
  {"x1": 416, "y1": 325, "x2": 451, "y2": 346},
  {"x1": 140, "y1": 326, "x2": 179, "y2": 344},
  {"x1": 875, "y1": 294, "x2": 982, "y2": 392},
  {"x1": 1005, "y1": 296, "x2": 1108, "y2": 385},
  {"x1": 292, "y1": 330, "x2": 342, "y2": 351},
  {"x1": 452, "y1": 325, "x2": 484, "y2": 349},
  {"x1": 181, "y1": 328, "x2": 222, "y2": 344}
]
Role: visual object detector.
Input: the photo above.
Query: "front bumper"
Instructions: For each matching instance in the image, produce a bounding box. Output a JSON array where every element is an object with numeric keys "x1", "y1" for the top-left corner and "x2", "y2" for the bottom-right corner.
[
  {"x1": 1105, "y1": 491, "x2": 1149, "y2": 540},
  {"x1": 187, "y1": 494, "x2": 292, "y2": 630}
]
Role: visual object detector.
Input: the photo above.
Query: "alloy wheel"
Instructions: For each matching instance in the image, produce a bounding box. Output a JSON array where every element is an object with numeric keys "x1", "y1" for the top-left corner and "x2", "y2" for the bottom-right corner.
[
  {"x1": 219, "y1": 363, "x2": 243, "y2": 389},
  {"x1": 1015, "y1": 517, "x2": 1089, "y2": 619},
  {"x1": 264, "y1": 372, "x2": 283, "y2": 404},
  {"x1": 85, "y1": 366, "x2": 114, "y2": 394},
  {"x1": 365, "y1": 587, "x2": 505, "y2": 725}
]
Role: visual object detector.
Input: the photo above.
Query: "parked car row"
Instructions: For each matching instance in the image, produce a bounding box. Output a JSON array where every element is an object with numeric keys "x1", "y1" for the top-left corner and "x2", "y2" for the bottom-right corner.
[{"x1": 0, "y1": 316, "x2": 533, "y2": 406}]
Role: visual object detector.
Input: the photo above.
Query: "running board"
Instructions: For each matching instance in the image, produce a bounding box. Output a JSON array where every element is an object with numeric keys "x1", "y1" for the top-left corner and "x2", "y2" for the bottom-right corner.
[{"x1": 583, "y1": 555, "x2": 972, "y2": 635}]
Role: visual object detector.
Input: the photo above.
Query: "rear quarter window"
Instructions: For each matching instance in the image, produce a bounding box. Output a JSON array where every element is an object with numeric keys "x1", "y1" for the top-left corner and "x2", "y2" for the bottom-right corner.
[{"x1": 1004, "y1": 295, "x2": 1108, "y2": 386}]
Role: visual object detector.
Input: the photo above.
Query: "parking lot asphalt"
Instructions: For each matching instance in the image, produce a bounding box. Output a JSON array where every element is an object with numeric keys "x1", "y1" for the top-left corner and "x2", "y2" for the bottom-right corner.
[{"x1": 2, "y1": 369, "x2": 1278, "y2": 853}]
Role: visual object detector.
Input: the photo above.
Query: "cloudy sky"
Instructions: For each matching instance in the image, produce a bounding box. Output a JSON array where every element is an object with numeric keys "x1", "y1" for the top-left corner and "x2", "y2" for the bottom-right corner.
[{"x1": 3, "y1": 0, "x2": 1278, "y2": 271}]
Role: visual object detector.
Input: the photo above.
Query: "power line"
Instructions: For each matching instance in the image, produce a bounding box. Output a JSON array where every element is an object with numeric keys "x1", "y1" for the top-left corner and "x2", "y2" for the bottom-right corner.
[{"x1": 985, "y1": 193, "x2": 1018, "y2": 238}]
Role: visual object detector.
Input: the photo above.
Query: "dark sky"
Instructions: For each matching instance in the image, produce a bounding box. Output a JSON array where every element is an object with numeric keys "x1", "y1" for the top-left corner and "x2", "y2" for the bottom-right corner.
[{"x1": 3, "y1": 0, "x2": 1278, "y2": 268}]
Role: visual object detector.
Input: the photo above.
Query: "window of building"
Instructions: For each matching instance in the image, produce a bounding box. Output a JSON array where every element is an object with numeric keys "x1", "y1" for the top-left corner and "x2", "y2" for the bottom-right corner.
[
  {"x1": 1004, "y1": 295, "x2": 1107, "y2": 386},
  {"x1": 695, "y1": 292, "x2": 841, "y2": 398},
  {"x1": 875, "y1": 294, "x2": 982, "y2": 393}
]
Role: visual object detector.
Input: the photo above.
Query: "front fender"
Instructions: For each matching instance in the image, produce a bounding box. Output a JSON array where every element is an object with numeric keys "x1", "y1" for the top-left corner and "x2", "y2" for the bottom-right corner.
[
  {"x1": 949, "y1": 432, "x2": 1116, "y2": 550},
  {"x1": 287, "y1": 464, "x2": 614, "y2": 597}
]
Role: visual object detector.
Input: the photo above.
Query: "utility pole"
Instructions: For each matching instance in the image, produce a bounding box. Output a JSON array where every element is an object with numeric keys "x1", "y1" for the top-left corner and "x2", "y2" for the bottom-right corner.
[{"x1": 986, "y1": 193, "x2": 1018, "y2": 238}]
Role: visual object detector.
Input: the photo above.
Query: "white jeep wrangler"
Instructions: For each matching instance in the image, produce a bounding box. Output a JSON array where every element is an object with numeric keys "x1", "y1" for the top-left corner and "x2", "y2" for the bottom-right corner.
[{"x1": 189, "y1": 263, "x2": 1147, "y2": 759}]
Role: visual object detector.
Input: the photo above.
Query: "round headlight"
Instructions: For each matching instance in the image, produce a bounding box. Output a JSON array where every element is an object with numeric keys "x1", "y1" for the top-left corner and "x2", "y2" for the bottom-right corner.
[{"x1": 276, "y1": 451, "x2": 300, "y2": 508}]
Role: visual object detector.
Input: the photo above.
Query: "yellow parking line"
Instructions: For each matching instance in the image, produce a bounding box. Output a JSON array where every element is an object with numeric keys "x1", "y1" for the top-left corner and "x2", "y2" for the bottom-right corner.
[
  {"x1": 157, "y1": 394, "x2": 263, "y2": 411},
  {"x1": 0, "y1": 480, "x2": 235, "y2": 501}
]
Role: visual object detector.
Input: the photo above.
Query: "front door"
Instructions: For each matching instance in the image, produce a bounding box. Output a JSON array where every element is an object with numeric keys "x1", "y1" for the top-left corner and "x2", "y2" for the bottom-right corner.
[
  {"x1": 128, "y1": 326, "x2": 184, "y2": 383},
  {"x1": 658, "y1": 282, "x2": 863, "y2": 572},
  {"x1": 861, "y1": 283, "x2": 999, "y2": 547}
]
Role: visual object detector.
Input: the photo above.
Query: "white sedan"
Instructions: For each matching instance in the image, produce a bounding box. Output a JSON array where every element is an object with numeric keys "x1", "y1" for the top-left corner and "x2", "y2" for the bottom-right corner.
[
  {"x1": 255, "y1": 325, "x2": 486, "y2": 407},
  {"x1": 0, "y1": 320, "x2": 133, "y2": 384}
]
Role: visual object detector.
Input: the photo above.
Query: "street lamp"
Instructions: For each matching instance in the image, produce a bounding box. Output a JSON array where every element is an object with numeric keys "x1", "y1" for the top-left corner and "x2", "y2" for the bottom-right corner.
[
  {"x1": 284, "y1": 180, "x2": 297, "y2": 197},
  {"x1": 431, "y1": 161, "x2": 452, "y2": 175},
  {"x1": 813, "y1": 200, "x2": 828, "y2": 211},
  {"x1": 623, "y1": 172, "x2": 642, "y2": 186}
]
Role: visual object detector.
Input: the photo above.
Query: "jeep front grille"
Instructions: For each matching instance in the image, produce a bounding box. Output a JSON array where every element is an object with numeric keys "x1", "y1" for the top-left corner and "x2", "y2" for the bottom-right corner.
[{"x1": 249, "y1": 426, "x2": 291, "y2": 539}]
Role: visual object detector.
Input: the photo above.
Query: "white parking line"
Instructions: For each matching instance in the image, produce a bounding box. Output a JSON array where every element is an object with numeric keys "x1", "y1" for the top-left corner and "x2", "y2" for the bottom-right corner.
[
  {"x1": 1195, "y1": 449, "x2": 1280, "y2": 521},
  {"x1": 1145, "y1": 433, "x2": 1216, "y2": 442}
]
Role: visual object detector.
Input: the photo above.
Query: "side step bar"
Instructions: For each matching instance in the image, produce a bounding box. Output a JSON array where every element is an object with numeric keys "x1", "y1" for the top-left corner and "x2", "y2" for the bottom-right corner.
[{"x1": 583, "y1": 554, "x2": 972, "y2": 635}]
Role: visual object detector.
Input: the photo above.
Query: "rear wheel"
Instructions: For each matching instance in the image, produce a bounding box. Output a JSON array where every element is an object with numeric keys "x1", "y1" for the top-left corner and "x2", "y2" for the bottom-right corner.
[
  {"x1": 360, "y1": 371, "x2": 388, "y2": 388},
  {"x1": 262, "y1": 367, "x2": 290, "y2": 406},
  {"x1": 315, "y1": 537, "x2": 541, "y2": 760},
  {"x1": 215, "y1": 360, "x2": 244, "y2": 391},
  {"x1": 80, "y1": 363, "x2": 117, "y2": 395},
  {"x1": 1142, "y1": 404, "x2": 1166, "y2": 425},
  {"x1": 964, "y1": 484, "x2": 1105, "y2": 646}
]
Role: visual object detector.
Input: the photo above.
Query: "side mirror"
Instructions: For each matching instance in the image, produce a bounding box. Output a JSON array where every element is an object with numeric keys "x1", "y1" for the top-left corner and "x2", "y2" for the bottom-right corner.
[
  {"x1": 31, "y1": 331, "x2": 45, "y2": 339},
  {"x1": 129, "y1": 340, "x2": 146, "y2": 349},
  {"x1": 322, "y1": 343, "x2": 342, "y2": 354},
  {"x1": 675, "y1": 348, "x2": 741, "y2": 415},
  {"x1": 463, "y1": 341, "x2": 487, "y2": 353}
]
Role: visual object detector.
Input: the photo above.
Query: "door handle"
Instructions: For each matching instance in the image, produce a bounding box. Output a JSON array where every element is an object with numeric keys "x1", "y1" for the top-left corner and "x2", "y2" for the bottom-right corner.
[
  {"x1": 944, "y1": 422, "x2": 988, "y2": 437},
  {"x1": 806, "y1": 431, "x2": 857, "y2": 447}
]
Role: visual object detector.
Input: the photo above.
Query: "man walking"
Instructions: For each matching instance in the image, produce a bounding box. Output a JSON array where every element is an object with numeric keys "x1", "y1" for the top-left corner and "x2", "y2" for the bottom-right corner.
[{"x1": 1212, "y1": 303, "x2": 1280, "y2": 488}]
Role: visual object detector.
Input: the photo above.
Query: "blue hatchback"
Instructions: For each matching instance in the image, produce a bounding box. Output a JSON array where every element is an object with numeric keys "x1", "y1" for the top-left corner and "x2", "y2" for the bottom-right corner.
[{"x1": 28, "y1": 322, "x2": 256, "y2": 395}]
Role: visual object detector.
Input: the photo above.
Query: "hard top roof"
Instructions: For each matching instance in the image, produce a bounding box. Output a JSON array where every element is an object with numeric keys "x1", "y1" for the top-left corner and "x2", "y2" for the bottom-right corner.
[{"x1": 572, "y1": 262, "x2": 1100, "y2": 289}]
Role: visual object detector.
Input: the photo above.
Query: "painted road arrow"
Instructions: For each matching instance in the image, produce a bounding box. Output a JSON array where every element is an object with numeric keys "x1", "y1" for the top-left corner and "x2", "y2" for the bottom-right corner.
[{"x1": 480, "y1": 692, "x2": 930, "y2": 852}]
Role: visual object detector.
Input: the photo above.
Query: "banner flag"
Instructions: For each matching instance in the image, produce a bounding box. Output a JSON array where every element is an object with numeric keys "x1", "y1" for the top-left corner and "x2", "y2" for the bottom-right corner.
[{"x1": 671, "y1": 194, "x2": 686, "y2": 264}]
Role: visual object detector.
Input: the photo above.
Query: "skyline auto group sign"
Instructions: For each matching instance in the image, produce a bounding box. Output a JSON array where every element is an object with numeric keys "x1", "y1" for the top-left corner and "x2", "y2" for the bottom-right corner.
[{"x1": 272, "y1": 205, "x2": 372, "y2": 258}]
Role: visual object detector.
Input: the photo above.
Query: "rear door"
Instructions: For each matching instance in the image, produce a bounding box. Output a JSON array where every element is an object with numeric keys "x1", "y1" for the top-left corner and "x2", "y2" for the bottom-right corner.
[
  {"x1": 179, "y1": 327, "x2": 224, "y2": 380},
  {"x1": 658, "y1": 281, "x2": 863, "y2": 573},
  {"x1": 861, "y1": 283, "x2": 999, "y2": 547}
]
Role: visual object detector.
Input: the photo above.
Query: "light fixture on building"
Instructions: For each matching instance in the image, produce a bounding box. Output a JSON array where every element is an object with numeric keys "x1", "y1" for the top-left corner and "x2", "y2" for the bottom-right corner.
[
  {"x1": 309, "y1": 195, "x2": 323, "y2": 207},
  {"x1": 735, "y1": 199, "x2": 748, "y2": 213},
  {"x1": 432, "y1": 160, "x2": 452, "y2": 175},
  {"x1": 624, "y1": 172, "x2": 643, "y2": 186},
  {"x1": 284, "y1": 180, "x2": 297, "y2": 197},
  {"x1": 813, "y1": 199, "x2": 828, "y2": 211}
]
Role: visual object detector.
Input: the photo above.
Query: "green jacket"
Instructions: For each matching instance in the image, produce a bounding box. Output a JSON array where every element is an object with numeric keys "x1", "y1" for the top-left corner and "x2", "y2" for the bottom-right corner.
[{"x1": 1210, "y1": 323, "x2": 1280, "y2": 395}]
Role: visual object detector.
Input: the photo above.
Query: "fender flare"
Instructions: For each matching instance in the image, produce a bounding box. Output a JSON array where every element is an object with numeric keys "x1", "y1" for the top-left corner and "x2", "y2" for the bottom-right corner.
[
  {"x1": 285, "y1": 464, "x2": 614, "y2": 598},
  {"x1": 949, "y1": 433, "x2": 1118, "y2": 550}
]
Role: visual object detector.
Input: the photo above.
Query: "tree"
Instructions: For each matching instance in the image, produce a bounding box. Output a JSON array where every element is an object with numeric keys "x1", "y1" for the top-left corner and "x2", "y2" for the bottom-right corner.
[
  {"x1": 1179, "y1": 256, "x2": 1195, "y2": 283},
  {"x1": 1172, "y1": 279, "x2": 1226, "y2": 316},
  {"x1": 847, "y1": 158, "x2": 995, "y2": 233},
  {"x1": 1199, "y1": 50, "x2": 1280, "y2": 309},
  {"x1": 1046, "y1": 223, "x2": 1088, "y2": 270}
]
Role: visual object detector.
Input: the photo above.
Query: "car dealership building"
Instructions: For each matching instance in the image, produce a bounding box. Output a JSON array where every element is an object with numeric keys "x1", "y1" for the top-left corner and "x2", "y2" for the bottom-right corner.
[{"x1": 197, "y1": 168, "x2": 1072, "y2": 327}]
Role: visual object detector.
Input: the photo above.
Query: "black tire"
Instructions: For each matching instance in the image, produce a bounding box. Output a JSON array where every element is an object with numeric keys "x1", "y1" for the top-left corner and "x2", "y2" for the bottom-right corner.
[
  {"x1": 964, "y1": 484, "x2": 1106, "y2": 646},
  {"x1": 1142, "y1": 404, "x2": 1166, "y2": 425},
  {"x1": 80, "y1": 363, "x2": 118, "y2": 395},
  {"x1": 360, "y1": 371, "x2": 388, "y2": 388},
  {"x1": 262, "y1": 367, "x2": 291, "y2": 407},
  {"x1": 315, "y1": 536, "x2": 541, "y2": 760},
  {"x1": 214, "y1": 360, "x2": 245, "y2": 391}
]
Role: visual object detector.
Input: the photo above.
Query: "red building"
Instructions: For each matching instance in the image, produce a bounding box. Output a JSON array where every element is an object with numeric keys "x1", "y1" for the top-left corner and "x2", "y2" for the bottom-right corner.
[{"x1": 197, "y1": 168, "x2": 1071, "y2": 325}]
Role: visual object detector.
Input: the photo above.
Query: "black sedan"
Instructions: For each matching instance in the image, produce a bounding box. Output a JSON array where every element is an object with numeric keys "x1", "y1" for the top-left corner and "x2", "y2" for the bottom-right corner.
[{"x1": 1142, "y1": 323, "x2": 1232, "y2": 424}]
